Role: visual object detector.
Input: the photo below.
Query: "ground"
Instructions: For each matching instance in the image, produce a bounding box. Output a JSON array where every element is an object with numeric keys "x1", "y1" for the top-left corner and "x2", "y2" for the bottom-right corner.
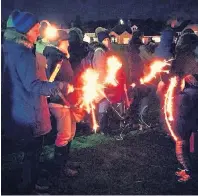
[{"x1": 2, "y1": 127, "x2": 198, "y2": 195}]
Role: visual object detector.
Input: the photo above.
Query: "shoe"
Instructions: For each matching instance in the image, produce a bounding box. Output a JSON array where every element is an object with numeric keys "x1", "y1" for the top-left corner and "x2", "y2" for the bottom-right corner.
[
  {"x1": 35, "y1": 178, "x2": 50, "y2": 192},
  {"x1": 67, "y1": 160, "x2": 81, "y2": 169},
  {"x1": 175, "y1": 169, "x2": 191, "y2": 182},
  {"x1": 175, "y1": 169, "x2": 187, "y2": 177},
  {"x1": 178, "y1": 174, "x2": 191, "y2": 182},
  {"x1": 63, "y1": 167, "x2": 79, "y2": 177}
]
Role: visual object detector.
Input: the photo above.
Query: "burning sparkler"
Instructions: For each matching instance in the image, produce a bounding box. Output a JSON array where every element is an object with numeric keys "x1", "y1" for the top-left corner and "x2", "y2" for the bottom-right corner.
[
  {"x1": 140, "y1": 59, "x2": 172, "y2": 84},
  {"x1": 105, "y1": 56, "x2": 122, "y2": 86},
  {"x1": 164, "y1": 76, "x2": 178, "y2": 141},
  {"x1": 80, "y1": 68, "x2": 105, "y2": 132}
]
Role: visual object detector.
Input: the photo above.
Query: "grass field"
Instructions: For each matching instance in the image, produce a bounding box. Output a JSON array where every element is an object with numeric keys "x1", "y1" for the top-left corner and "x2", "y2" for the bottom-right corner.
[{"x1": 2, "y1": 127, "x2": 198, "y2": 195}]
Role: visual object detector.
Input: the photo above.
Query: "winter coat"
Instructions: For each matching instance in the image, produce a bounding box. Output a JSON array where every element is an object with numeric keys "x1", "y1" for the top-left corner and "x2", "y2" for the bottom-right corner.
[
  {"x1": 69, "y1": 41, "x2": 89, "y2": 71},
  {"x1": 2, "y1": 29, "x2": 61, "y2": 141},
  {"x1": 154, "y1": 26, "x2": 175, "y2": 60},
  {"x1": 127, "y1": 37, "x2": 144, "y2": 84},
  {"x1": 91, "y1": 42, "x2": 126, "y2": 103},
  {"x1": 91, "y1": 42, "x2": 109, "y2": 83},
  {"x1": 46, "y1": 54, "x2": 74, "y2": 105}
]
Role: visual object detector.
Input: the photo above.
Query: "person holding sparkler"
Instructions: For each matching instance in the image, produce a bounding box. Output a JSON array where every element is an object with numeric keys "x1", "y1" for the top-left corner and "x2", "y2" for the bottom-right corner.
[
  {"x1": 36, "y1": 28, "x2": 84, "y2": 177},
  {"x1": 169, "y1": 28, "x2": 198, "y2": 182},
  {"x1": 2, "y1": 10, "x2": 70, "y2": 194},
  {"x1": 92, "y1": 27, "x2": 126, "y2": 133}
]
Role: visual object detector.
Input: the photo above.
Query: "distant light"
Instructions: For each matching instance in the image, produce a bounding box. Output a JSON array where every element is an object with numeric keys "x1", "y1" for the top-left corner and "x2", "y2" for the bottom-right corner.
[
  {"x1": 152, "y1": 36, "x2": 161, "y2": 43},
  {"x1": 83, "y1": 34, "x2": 91, "y2": 43},
  {"x1": 120, "y1": 19, "x2": 124, "y2": 25}
]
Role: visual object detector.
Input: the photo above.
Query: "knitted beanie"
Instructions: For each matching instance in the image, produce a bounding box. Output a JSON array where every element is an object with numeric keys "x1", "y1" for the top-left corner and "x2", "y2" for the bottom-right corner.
[
  {"x1": 8, "y1": 10, "x2": 38, "y2": 34},
  {"x1": 95, "y1": 27, "x2": 110, "y2": 43}
]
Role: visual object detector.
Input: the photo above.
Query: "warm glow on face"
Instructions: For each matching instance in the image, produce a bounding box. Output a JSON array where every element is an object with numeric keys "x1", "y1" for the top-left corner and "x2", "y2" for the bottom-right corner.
[
  {"x1": 58, "y1": 40, "x2": 70, "y2": 58},
  {"x1": 102, "y1": 38, "x2": 111, "y2": 49},
  {"x1": 26, "y1": 23, "x2": 40, "y2": 43}
]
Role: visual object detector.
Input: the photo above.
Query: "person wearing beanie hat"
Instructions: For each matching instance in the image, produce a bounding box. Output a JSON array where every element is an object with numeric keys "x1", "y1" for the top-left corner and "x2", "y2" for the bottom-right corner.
[
  {"x1": 42, "y1": 29, "x2": 85, "y2": 177},
  {"x1": 11, "y1": 10, "x2": 39, "y2": 34},
  {"x1": 2, "y1": 10, "x2": 70, "y2": 194},
  {"x1": 166, "y1": 27, "x2": 198, "y2": 183},
  {"x1": 6, "y1": 10, "x2": 20, "y2": 28},
  {"x1": 69, "y1": 27, "x2": 84, "y2": 43},
  {"x1": 95, "y1": 27, "x2": 111, "y2": 50},
  {"x1": 68, "y1": 27, "x2": 89, "y2": 71},
  {"x1": 91, "y1": 27, "x2": 126, "y2": 133}
]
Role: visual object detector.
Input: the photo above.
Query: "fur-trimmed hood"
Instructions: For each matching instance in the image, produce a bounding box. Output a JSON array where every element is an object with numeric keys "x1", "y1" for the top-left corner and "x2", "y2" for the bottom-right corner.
[{"x1": 3, "y1": 28, "x2": 33, "y2": 48}]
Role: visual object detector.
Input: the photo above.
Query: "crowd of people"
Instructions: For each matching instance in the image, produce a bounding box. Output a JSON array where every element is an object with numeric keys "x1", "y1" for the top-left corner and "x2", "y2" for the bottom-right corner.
[{"x1": 1, "y1": 10, "x2": 198, "y2": 194}]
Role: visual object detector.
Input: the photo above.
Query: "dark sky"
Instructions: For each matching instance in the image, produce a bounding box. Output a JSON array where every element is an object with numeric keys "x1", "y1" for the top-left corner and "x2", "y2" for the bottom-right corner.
[{"x1": 2, "y1": 0, "x2": 198, "y2": 23}]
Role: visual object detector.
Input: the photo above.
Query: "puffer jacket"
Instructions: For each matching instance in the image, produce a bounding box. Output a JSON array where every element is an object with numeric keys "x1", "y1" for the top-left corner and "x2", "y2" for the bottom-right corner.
[{"x1": 2, "y1": 29, "x2": 61, "y2": 141}]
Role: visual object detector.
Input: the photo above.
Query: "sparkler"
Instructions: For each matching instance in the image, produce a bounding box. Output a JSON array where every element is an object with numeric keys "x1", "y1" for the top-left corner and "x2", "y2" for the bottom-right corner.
[
  {"x1": 140, "y1": 59, "x2": 172, "y2": 84},
  {"x1": 164, "y1": 76, "x2": 178, "y2": 141},
  {"x1": 105, "y1": 56, "x2": 122, "y2": 86},
  {"x1": 80, "y1": 68, "x2": 105, "y2": 132}
]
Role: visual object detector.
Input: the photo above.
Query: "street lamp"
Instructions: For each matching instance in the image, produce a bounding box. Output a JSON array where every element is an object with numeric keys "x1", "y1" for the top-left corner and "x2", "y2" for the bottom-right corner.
[{"x1": 120, "y1": 19, "x2": 124, "y2": 25}]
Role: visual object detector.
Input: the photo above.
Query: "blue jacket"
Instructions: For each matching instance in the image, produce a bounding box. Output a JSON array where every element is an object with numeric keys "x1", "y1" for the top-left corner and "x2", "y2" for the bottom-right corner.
[
  {"x1": 2, "y1": 29, "x2": 60, "y2": 141},
  {"x1": 155, "y1": 26, "x2": 174, "y2": 60}
]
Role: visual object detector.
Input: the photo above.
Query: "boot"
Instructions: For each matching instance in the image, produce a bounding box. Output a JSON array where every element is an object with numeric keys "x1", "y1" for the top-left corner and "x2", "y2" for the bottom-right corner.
[
  {"x1": 98, "y1": 112, "x2": 109, "y2": 134},
  {"x1": 66, "y1": 141, "x2": 80, "y2": 169},
  {"x1": 54, "y1": 144, "x2": 78, "y2": 177}
]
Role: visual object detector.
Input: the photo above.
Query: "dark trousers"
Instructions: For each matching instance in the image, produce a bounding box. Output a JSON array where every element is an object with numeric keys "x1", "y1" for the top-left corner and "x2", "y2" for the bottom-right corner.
[
  {"x1": 175, "y1": 87, "x2": 198, "y2": 172},
  {"x1": 19, "y1": 136, "x2": 44, "y2": 193},
  {"x1": 129, "y1": 85, "x2": 152, "y2": 123}
]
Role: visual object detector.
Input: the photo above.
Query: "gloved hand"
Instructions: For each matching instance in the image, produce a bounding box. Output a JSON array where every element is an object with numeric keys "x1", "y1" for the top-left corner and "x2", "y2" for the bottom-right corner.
[
  {"x1": 185, "y1": 75, "x2": 198, "y2": 87},
  {"x1": 43, "y1": 46, "x2": 65, "y2": 60},
  {"x1": 58, "y1": 82, "x2": 74, "y2": 96}
]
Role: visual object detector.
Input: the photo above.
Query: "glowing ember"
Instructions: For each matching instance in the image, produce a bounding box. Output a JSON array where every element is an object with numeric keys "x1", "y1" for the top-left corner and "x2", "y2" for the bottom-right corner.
[
  {"x1": 67, "y1": 84, "x2": 74, "y2": 94},
  {"x1": 80, "y1": 68, "x2": 105, "y2": 131},
  {"x1": 131, "y1": 83, "x2": 136, "y2": 88},
  {"x1": 164, "y1": 76, "x2": 178, "y2": 141},
  {"x1": 140, "y1": 60, "x2": 171, "y2": 84},
  {"x1": 105, "y1": 56, "x2": 122, "y2": 86},
  {"x1": 91, "y1": 105, "x2": 99, "y2": 132}
]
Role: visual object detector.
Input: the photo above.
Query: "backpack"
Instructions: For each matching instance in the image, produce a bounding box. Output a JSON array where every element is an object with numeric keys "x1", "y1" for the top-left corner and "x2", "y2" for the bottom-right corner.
[{"x1": 81, "y1": 41, "x2": 108, "y2": 69}]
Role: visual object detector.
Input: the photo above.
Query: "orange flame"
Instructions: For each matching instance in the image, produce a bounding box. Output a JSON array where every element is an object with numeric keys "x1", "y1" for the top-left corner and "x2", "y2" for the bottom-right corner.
[
  {"x1": 105, "y1": 56, "x2": 122, "y2": 86},
  {"x1": 164, "y1": 76, "x2": 178, "y2": 141},
  {"x1": 67, "y1": 84, "x2": 74, "y2": 94},
  {"x1": 80, "y1": 68, "x2": 105, "y2": 131},
  {"x1": 140, "y1": 60, "x2": 171, "y2": 84}
]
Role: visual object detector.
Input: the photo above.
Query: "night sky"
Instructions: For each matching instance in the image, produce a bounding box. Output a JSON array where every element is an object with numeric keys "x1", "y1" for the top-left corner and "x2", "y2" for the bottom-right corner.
[{"x1": 2, "y1": 0, "x2": 198, "y2": 23}]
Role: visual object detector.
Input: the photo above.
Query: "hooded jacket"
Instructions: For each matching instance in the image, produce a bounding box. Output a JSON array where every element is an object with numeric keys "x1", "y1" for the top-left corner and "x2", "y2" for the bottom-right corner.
[
  {"x1": 2, "y1": 29, "x2": 61, "y2": 140},
  {"x1": 154, "y1": 26, "x2": 175, "y2": 60},
  {"x1": 90, "y1": 42, "x2": 126, "y2": 103},
  {"x1": 171, "y1": 30, "x2": 198, "y2": 81}
]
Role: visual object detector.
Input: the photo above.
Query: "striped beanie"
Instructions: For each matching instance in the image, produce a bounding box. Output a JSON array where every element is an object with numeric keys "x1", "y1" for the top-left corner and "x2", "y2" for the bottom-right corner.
[
  {"x1": 6, "y1": 10, "x2": 20, "y2": 28},
  {"x1": 7, "y1": 10, "x2": 38, "y2": 34}
]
